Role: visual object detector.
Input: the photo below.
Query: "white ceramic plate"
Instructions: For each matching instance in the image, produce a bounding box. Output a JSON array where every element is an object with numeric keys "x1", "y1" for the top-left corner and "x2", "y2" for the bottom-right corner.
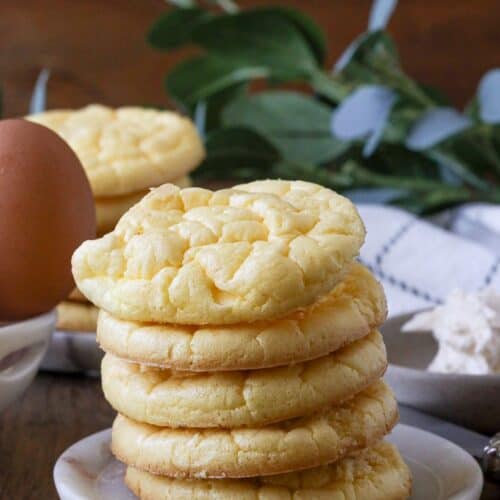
[{"x1": 54, "y1": 424, "x2": 483, "y2": 500}]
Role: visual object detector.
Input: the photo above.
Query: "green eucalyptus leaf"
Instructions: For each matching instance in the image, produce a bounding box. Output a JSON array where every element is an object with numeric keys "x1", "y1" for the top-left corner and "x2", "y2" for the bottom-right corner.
[
  {"x1": 465, "y1": 97, "x2": 481, "y2": 121},
  {"x1": 264, "y1": 7, "x2": 327, "y2": 64},
  {"x1": 166, "y1": 55, "x2": 268, "y2": 108},
  {"x1": 196, "y1": 127, "x2": 281, "y2": 179},
  {"x1": 451, "y1": 125, "x2": 500, "y2": 178},
  {"x1": 201, "y1": 83, "x2": 248, "y2": 132},
  {"x1": 339, "y1": 31, "x2": 434, "y2": 108},
  {"x1": 424, "y1": 148, "x2": 490, "y2": 190},
  {"x1": 222, "y1": 91, "x2": 349, "y2": 164},
  {"x1": 269, "y1": 161, "x2": 356, "y2": 190},
  {"x1": 491, "y1": 126, "x2": 500, "y2": 158},
  {"x1": 337, "y1": 161, "x2": 474, "y2": 213},
  {"x1": 365, "y1": 143, "x2": 441, "y2": 180},
  {"x1": 419, "y1": 83, "x2": 450, "y2": 106},
  {"x1": 148, "y1": 8, "x2": 213, "y2": 50},
  {"x1": 394, "y1": 188, "x2": 473, "y2": 214},
  {"x1": 191, "y1": 10, "x2": 318, "y2": 80}
]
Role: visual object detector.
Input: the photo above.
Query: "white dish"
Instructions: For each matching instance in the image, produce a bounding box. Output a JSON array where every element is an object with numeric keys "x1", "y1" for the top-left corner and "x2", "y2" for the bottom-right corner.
[
  {"x1": 0, "y1": 309, "x2": 56, "y2": 413},
  {"x1": 54, "y1": 423, "x2": 483, "y2": 500},
  {"x1": 382, "y1": 312, "x2": 500, "y2": 434}
]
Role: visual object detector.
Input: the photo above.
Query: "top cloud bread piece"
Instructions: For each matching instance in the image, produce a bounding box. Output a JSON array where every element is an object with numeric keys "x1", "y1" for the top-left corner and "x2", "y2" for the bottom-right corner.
[
  {"x1": 28, "y1": 105, "x2": 205, "y2": 197},
  {"x1": 72, "y1": 180, "x2": 365, "y2": 324}
]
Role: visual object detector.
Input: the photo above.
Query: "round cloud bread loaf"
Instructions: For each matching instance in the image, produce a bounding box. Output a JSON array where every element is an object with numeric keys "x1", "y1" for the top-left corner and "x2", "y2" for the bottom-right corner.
[
  {"x1": 28, "y1": 105, "x2": 205, "y2": 197},
  {"x1": 111, "y1": 381, "x2": 398, "y2": 479},
  {"x1": 125, "y1": 440, "x2": 411, "y2": 500},
  {"x1": 96, "y1": 263, "x2": 386, "y2": 371},
  {"x1": 102, "y1": 331, "x2": 387, "y2": 428},
  {"x1": 73, "y1": 180, "x2": 365, "y2": 325}
]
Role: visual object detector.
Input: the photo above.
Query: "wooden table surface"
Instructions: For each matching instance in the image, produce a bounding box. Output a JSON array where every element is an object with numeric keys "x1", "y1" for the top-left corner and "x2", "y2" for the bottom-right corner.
[
  {"x1": 0, "y1": 373, "x2": 113, "y2": 500},
  {"x1": 1, "y1": 372, "x2": 499, "y2": 499}
]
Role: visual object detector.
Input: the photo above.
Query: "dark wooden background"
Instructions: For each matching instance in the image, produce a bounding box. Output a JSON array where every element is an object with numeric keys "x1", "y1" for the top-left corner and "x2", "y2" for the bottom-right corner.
[{"x1": 0, "y1": 0, "x2": 499, "y2": 118}]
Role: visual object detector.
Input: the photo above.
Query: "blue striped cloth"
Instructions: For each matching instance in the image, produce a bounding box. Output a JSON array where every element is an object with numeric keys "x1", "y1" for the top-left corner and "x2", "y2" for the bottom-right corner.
[{"x1": 357, "y1": 203, "x2": 500, "y2": 316}]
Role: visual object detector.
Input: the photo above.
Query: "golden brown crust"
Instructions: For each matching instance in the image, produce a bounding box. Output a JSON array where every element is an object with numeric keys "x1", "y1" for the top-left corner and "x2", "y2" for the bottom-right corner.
[
  {"x1": 73, "y1": 180, "x2": 365, "y2": 325},
  {"x1": 97, "y1": 263, "x2": 386, "y2": 371},
  {"x1": 125, "y1": 441, "x2": 411, "y2": 500},
  {"x1": 111, "y1": 381, "x2": 398, "y2": 479},
  {"x1": 102, "y1": 331, "x2": 387, "y2": 428},
  {"x1": 28, "y1": 105, "x2": 204, "y2": 197}
]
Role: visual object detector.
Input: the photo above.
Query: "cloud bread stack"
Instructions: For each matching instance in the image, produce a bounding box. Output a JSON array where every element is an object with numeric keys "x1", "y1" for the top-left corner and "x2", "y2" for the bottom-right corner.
[
  {"x1": 72, "y1": 180, "x2": 411, "y2": 499},
  {"x1": 28, "y1": 105, "x2": 205, "y2": 334}
]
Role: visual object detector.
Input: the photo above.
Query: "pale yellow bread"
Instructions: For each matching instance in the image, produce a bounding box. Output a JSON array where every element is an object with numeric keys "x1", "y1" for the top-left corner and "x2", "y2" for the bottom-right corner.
[
  {"x1": 27, "y1": 105, "x2": 205, "y2": 197},
  {"x1": 95, "y1": 176, "x2": 192, "y2": 235},
  {"x1": 56, "y1": 301, "x2": 99, "y2": 332},
  {"x1": 102, "y1": 331, "x2": 387, "y2": 428},
  {"x1": 111, "y1": 381, "x2": 398, "y2": 478},
  {"x1": 97, "y1": 263, "x2": 386, "y2": 371},
  {"x1": 125, "y1": 441, "x2": 411, "y2": 499},
  {"x1": 73, "y1": 180, "x2": 365, "y2": 325}
]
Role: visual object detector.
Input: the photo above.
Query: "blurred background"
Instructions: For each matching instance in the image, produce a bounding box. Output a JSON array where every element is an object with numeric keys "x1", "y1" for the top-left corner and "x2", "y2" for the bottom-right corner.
[{"x1": 1, "y1": 0, "x2": 499, "y2": 117}]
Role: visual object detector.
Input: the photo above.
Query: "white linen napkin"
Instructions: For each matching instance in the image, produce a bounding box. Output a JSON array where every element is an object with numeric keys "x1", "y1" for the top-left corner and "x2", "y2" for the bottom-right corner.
[{"x1": 357, "y1": 203, "x2": 500, "y2": 317}]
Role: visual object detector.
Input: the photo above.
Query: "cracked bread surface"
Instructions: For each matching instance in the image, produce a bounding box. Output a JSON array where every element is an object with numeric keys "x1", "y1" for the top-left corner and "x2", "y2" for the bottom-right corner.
[
  {"x1": 111, "y1": 381, "x2": 398, "y2": 478},
  {"x1": 102, "y1": 331, "x2": 387, "y2": 428},
  {"x1": 28, "y1": 105, "x2": 204, "y2": 197},
  {"x1": 94, "y1": 176, "x2": 192, "y2": 236},
  {"x1": 125, "y1": 440, "x2": 411, "y2": 499},
  {"x1": 97, "y1": 263, "x2": 386, "y2": 370},
  {"x1": 73, "y1": 180, "x2": 365, "y2": 325}
]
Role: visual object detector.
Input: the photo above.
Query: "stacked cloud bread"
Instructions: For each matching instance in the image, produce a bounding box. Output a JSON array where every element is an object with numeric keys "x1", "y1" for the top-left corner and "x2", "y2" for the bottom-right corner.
[
  {"x1": 28, "y1": 105, "x2": 205, "y2": 334},
  {"x1": 72, "y1": 180, "x2": 411, "y2": 499}
]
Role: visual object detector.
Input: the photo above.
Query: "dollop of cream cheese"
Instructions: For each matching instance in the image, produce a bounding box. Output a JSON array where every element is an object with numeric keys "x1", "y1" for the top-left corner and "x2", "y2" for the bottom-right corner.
[{"x1": 402, "y1": 289, "x2": 500, "y2": 375}]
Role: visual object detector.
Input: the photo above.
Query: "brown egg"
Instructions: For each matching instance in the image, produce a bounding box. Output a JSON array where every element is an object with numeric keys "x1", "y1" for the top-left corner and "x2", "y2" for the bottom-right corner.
[{"x1": 0, "y1": 119, "x2": 96, "y2": 320}]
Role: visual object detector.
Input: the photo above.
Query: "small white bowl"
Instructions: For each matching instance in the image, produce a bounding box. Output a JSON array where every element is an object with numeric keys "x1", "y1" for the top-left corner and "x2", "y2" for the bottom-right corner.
[
  {"x1": 381, "y1": 312, "x2": 500, "y2": 434},
  {"x1": 0, "y1": 309, "x2": 56, "y2": 413}
]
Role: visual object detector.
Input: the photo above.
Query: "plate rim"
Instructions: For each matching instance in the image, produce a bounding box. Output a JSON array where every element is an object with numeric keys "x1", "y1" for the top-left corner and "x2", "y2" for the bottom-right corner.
[{"x1": 54, "y1": 423, "x2": 483, "y2": 500}]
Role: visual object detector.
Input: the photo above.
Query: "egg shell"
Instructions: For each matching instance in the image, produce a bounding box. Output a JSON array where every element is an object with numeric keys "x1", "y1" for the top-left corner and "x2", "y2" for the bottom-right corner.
[{"x1": 0, "y1": 119, "x2": 96, "y2": 320}]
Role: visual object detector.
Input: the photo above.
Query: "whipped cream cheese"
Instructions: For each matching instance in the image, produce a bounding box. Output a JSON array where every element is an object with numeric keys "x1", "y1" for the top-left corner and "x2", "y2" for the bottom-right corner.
[{"x1": 402, "y1": 289, "x2": 500, "y2": 375}]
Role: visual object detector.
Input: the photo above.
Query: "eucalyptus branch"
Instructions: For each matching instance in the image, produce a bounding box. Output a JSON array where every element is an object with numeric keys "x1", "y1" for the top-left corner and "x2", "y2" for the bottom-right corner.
[
  {"x1": 310, "y1": 70, "x2": 351, "y2": 103},
  {"x1": 150, "y1": 2, "x2": 500, "y2": 213}
]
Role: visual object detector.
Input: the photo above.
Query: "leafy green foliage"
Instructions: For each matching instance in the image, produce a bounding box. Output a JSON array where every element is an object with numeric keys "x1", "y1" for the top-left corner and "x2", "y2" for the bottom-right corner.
[
  {"x1": 148, "y1": 8, "x2": 213, "y2": 49},
  {"x1": 191, "y1": 10, "x2": 318, "y2": 80},
  {"x1": 151, "y1": 1, "x2": 500, "y2": 213},
  {"x1": 263, "y1": 7, "x2": 327, "y2": 64},
  {"x1": 222, "y1": 91, "x2": 349, "y2": 164},
  {"x1": 166, "y1": 55, "x2": 268, "y2": 109},
  {"x1": 195, "y1": 127, "x2": 280, "y2": 180},
  {"x1": 337, "y1": 30, "x2": 399, "y2": 77}
]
